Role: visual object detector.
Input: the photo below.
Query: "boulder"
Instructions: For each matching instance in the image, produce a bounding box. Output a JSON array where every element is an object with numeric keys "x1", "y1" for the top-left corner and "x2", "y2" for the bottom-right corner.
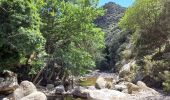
[
  {"x1": 127, "y1": 81, "x2": 159, "y2": 96},
  {"x1": 95, "y1": 77, "x2": 107, "y2": 89},
  {"x1": 0, "y1": 70, "x2": 19, "y2": 95},
  {"x1": 114, "y1": 84, "x2": 127, "y2": 92},
  {"x1": 137, "y1": 81, "x2": 148, "y2": 88},
  {"x1": 137, "y1": 81, "x2": 159, "y2": 96},
  {"x1": 13, "y1": 81, "x2": 47, "y2": 100},
  {"x1": 2, "y1": 98, "x2": 9, "y2": 100},
  {"x1": 72, "y1": 86, "x2": 127, "y2": 100},
  {"x1": 19, "y1": 91, "x2": 47, "y2": 100},
  {"x1": 127, "y1": 82, "x2": 141, "y2": 94},
  {"x1": 119, "y1": 61, "x2": 135, "y2": 78},
  {"x1": 88, "y1": 89, "x2": 127, "y2": 100},
  {"x1": 72, "y1": 86, "x2": 90, "y2": 99},
  {"x1": 55, "y1": 85, "x2": 65, "y2": 94}
]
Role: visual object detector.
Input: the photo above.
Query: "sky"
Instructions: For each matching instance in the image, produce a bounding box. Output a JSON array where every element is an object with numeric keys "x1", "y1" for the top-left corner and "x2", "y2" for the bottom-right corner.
[{"x1": 99, "y1": 0, "x2": 134, "y2": 7}]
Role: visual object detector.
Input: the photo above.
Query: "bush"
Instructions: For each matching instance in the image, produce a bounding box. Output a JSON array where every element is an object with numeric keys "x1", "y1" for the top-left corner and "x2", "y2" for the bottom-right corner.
[{"x1": 162, "y1": 71, "x2": 170, "y2": 92}]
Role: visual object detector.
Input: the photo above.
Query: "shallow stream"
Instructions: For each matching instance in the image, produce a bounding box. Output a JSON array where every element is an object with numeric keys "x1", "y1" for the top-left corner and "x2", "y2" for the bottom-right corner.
[{"x1": 47, "y1": 77, "x2": 113, "y2": 100}]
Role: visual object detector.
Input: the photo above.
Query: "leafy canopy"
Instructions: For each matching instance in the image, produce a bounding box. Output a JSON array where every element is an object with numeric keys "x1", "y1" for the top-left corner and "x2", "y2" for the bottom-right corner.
[
  {"x1": 0, "y1": 0, "x2": 44, "y2": 70},
  {"x1": 119, "y1": 0, "x2": 162, "y2": 31},
  {"x1": 41, "y1": 0, "x2": 104, "y2": 75}
]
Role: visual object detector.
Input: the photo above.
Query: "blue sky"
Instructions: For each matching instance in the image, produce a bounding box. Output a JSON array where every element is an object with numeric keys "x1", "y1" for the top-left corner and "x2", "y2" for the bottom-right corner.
[{"x1": 99, "y1": 0, "x2": 134, "y2": 7}]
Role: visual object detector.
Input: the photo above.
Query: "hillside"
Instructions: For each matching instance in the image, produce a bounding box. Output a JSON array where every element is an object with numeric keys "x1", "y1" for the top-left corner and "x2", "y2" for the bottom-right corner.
[
  {"x1": 95, "y1": 2, "x2": 129, "y2": 71},
  {"x1": 95, "y1": 2, "x2": 125, "y2": 29}
]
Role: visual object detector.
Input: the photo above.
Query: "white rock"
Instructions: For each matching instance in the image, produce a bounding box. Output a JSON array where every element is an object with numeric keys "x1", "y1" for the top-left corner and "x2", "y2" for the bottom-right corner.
[
  {"x1": 2, "y1": 98, "x2": 9, "y2": 100},
  {"x1": 20, "y1": 81, "x2": 37, "y2": 96},
  {"x1": 119, "y1": 61, "x2": 136, "y2": 77},
  {"x1": 95, "y1": 77, "x2": 107, "y2": 89},
  {"x1": 13, "y1": 81, "x2": 47, "y2": 100},
  {"x1": 114, "y1": 84, "x2": 127, "y2": 91},
  {"x1": 19, "y1": 91, "x2": 47, "y2": 100},
  {"x1": 72, "y1": 86, "x2": 127, "y2": 100},
  {"x1": 88, "y1": 89, "x2": 127, "y2": 100}
]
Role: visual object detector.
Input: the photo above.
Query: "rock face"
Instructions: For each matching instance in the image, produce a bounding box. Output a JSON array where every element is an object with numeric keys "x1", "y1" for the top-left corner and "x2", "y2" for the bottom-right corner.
[
  {"x1": 95, "y1": 77, "x2": 107, "y2": 89},
  {"x1": 94, "y1": 2, "x2": 127, "y2": 71},
  {"x1": 72, "y1": 86, "x2": 90, "y2": 99},
  {"x1": 0, "y1": 70, "x2": 19, "y2": 95},
  {"x1": 95, "y1": 2, "x2": 125, "y2": 28},
  {"x1": 13, "y1": 81, "x2": 47, "y2": 100}
]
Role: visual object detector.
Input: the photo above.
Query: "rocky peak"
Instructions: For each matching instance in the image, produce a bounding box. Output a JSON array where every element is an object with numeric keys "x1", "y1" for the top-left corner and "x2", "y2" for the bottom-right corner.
[
  {"x1": 95, "y1": 2, "x2": 126, "y2": 28},
  {"x1": 103, "y1": 2, "x2": 125, "y2": 15}
]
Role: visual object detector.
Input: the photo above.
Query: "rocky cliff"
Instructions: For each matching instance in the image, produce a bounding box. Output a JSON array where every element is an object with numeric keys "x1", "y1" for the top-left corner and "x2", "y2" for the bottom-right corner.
[{"x1": 95, "y1": 2, "x2": 129, "y2": 71}]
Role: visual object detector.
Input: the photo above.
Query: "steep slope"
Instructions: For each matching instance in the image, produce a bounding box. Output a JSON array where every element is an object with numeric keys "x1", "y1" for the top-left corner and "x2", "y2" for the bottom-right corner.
[
  {"x1": 117, "y1": 0, "x2": 170, "y2": 92},
  {"x1": 95, "y1": 2, "x2": 129, "y2": 71},
  {"x1": 95, "y1": 2, "x2": 125, "y2": 29}
]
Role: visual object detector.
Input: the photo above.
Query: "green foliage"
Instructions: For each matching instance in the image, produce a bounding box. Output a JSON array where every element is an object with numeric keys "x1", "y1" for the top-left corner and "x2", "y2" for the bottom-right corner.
[
  {"x1": 94, "y1": 2, "x2": 127, "y2": 71},
  {"x1": 119, "y1": 0, "x2": 164, "y2": 53},
  {"x1": 0, "y1": 0, "x2": 44, "y2": 71},
  {"x1": 162, "y1": 71, "x2": 170, "y2": 92},
  {"x1": 0, "y1": 0, "x2": 104, "y2": 76},
  {"x1": 119, "y1": 0, "x2": 162, "y2": 30},
  {"x1": 41, "y1": 0, "x2": 104, "y2": 75},
  {"x1": 117, "y1": 0, "x2": 170, "y2": 92}
]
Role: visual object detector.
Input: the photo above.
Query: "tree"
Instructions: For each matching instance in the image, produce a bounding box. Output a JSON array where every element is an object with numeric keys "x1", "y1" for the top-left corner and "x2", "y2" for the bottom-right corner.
[
  {"x1": 0, "y1": 0, "x2": 44, "y2": 71},
  {"x1": 41, "y1": 0, "x2": 104, "y2": 75},
  {"x1": 118, "y1": 0, "x2": 170, "y2": 92},
  {"x1": 119, "y1": 0, "x2": 162, "y2": 31},
  {"x1": 118, "y1": 0, "x2": 165, "y2": 56}
]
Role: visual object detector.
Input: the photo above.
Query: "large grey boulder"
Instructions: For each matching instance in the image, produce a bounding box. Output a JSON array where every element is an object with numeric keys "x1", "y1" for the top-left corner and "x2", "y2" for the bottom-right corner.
[
  {"x1": 19, "y1": 91, "x2": 47, "y2": 100},
  {"x1": 127, "y1": 81, "x2": 159, "y2": 96},
  {"x1": 114, "y1": 84, "x2": 127, "y2": 92},
  {"x1": 72, "y1": 86, "x2": 127, "y2": 100},
  {"x1": 72, "y1": 86, "x2": 90, "y2": 99},
  {"x1": 95, "y1": 77, "x2": 107, "y2": 89},
  {"x1": 13, "y1": 81, "x2": 47, "y2": 100},
  {"x1": 0, "y1": 70, "x2": 19, "y2": 95},
  {"x1": 119, "y1": 61, "x2": 136, "y2": 78},
  {"x1": 88, "y1": 89, "x2": 127, "y2": 100}
]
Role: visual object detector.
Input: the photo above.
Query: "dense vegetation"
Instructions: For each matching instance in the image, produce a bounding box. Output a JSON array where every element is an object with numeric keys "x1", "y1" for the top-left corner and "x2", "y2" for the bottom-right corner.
[
  {"x1": 118, "y1": 0, "x2": 170, "y2": 92},
  {"x1": 95, "y1": 0, "x2": 170, "y2": 93},
  {"x1": 0, "y1": 0, "x2": 104, "y2": 81}
]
